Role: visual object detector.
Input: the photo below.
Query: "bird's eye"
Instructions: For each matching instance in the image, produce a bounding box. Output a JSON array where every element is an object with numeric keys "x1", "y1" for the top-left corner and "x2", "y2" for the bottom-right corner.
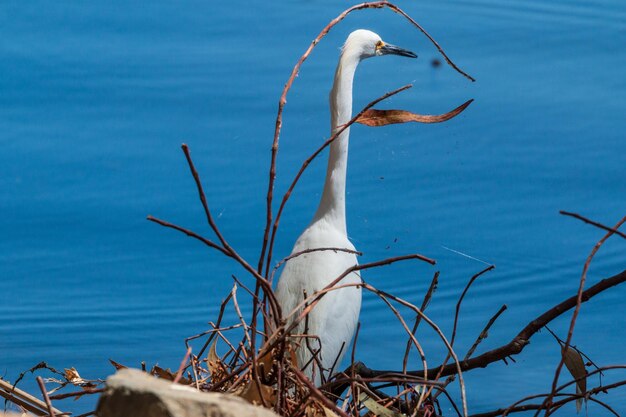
[{"x1": 375, "y1": 40, "x2": 384, "y2": 50}]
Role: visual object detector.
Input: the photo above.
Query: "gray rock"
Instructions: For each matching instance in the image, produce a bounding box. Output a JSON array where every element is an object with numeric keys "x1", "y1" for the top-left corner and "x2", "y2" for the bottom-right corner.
[{"x1": 96, "y1": 368, "x2": 279, "y2": 417}]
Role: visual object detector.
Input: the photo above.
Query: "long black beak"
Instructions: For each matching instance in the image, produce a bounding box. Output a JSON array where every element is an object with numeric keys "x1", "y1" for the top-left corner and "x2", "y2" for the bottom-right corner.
[{"x1": 380, "y1": 43, "x2": 417, "y2": 58}]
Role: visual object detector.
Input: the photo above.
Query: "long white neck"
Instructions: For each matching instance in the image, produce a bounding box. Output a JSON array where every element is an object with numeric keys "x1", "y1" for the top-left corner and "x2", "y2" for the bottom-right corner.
[{"x1": 312, "y1": 51, "x2": 360, "y2": 234}]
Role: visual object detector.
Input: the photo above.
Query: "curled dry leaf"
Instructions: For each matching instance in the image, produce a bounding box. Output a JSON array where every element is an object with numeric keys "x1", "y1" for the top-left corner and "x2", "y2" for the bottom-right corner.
[
  {"x1": 356, "y1": 99, "x2": 473, "y2": 127},
  {"x1": 563, "y1": 346, "x2": 587, "y2": 412}
]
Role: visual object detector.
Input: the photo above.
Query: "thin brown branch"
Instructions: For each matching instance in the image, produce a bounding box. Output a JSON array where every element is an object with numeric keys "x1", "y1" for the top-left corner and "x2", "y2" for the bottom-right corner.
[
  {"x1": 355, "y1": 268, "x2": 626, "y2": 379},
  {"x1": 173, "y1": 347, "x2": 192, "y2": 384},
  {"x1": 544, "y1": 325, "x2": 602, "y2": 372},
  {"x1": 192, "y1": 291, "x2": 234, "y2": 359},
  {"x1": 560, "y1": 210, "x2": 626, "y2": 240},
  {"x1": 146, "y1": 215, "x2": 229, "y2": 257},
  {"x1": 270, "y1": 247, "x2": 362, "y2": 284},
  {"x1": 291, "y1": 367, "x2": 350, "y2": 417},
  {"x1": 403, "y1": 271, "x2": 439, "y2": 373},
  {"x1": 258, "y1": 0, "x2": 474, "y2": 274},
  {"x1": 452, "y1": 265, "x2": 496, "y2": 348},
  {"x1": 544, "y1": 215, "x2": 626, "y2": 416},
  {"x1": 435, "y1": 303, "x2": 509, "y2": 401},
  {"x1": 264, "y1": 84, "x2": 413, "y2": 278},
  {"x1": 158, "y1": 145, "x2": 282, "y2": 326},
  {"x1": 47, "y1": 388, "x2": 104, "y2": 401},
  {"x1": 0, "y1": 378, "x2": 61, "y2": 417},
  {"x1": 426, "y1": 265, "x2": 494, "y2": 399},
  {"x1": 465, "y1": 304, "x2": 508, "y2": 361},
  {"x1": 469, "y1": 379, "x2": 626, "y2": 417},
  {"x1": 181, "y1": 144, "x2": 231, "y2": 252},
  {"x1": 360, "y1": 282, "x2": 468, "y2": 417},
  {"x1": 321, "y1": 279, "x2": 467, "y2": 417},
  {"x1": 283, "y1": 252, "x2": 435, "y2": 327},
  {"x1": 383, "y1": 3, "x2": 475, "y2": 82},
  {"x1": 374, "y1": 291, "x2": 429, "y2": 409},
  {"x1": 36, "y1": 377, "x2": 56, "y2": 417}
]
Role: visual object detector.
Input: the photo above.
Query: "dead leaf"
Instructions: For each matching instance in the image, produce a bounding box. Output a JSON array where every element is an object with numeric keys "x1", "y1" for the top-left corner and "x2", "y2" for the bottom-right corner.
[
  {"x1": 322, "y1": 406, "x2": 340, "y2": 417},
  {"x1": 256, "y1": 349, "x2": 274, "y2": 381},
  {"x1": 359, "y1": 392, "x2": 405, "y2": 417},
  {"x1": 109, "y1": 359, "x2": 127, "y2": 370},
  {"x1": 305, "y1": 405, "x2": 320, "y2": 417},
  {"x1": 238, "y1": 380, "x2": 276, "y2": 407},
  {"x1": 207, "y1": 341, "x2": 221, "y2": 378},
  {"x1": 287, "y1": 344, "x2": 299, "y2": 368},
  {"x1": 563, "y1": 346, "x2": 586, "y2": 412},
  {"x1": 356, "y1": 99, "x2": 473, "y2": 127},
  {"x1": 151, "y1": 365, "x2": 176, "y2": 381},
  {"x1": 63, "y1": 368, "x2": 96, "y2": 389},
  {"x1": 64, "y1": 367, "x2": 81, "y2": 382},
  {"x1": 305, "y1": 404, "x2": 340, "y2": 417},
  {"x1": 151, "y1": 365, "x2": 192, "y2": 385}
]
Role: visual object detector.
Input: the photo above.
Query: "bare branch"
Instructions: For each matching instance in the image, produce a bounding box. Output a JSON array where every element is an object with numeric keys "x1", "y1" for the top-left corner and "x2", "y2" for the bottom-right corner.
[
  {"x1": 258, "y1": 0, "x2": 475, "y2": 273},
  {"x1": 264, "y1": 84, "x2": 413, "y2": 277},
  {"x1": 465, "y1": 304, "x2": 507, "y2": 361},
  {"x1": 36, "y1": 377, "x2": 56, "y2": 417},
  {"x1": 356, "y1": 268, "x2": 626, "y2": 379},
  {"x1": 544, "y1": 215, "x2": 626, "y2": 416},
  {"x1": 560, "y1": 210, "x2": 626, "y2": 240}
]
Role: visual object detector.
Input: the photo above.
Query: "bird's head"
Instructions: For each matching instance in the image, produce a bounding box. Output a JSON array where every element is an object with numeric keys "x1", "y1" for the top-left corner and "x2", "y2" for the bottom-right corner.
[{"x1": 342, "y1": 29, "x2": 417, "y2": 61}]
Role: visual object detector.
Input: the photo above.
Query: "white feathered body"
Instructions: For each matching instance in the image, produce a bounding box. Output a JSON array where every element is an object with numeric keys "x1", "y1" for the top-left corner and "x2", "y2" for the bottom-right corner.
[
  {"x1": 275, "y1": 30, "x2": 397, "y2": 385},
  {"x1": 275, "y1": 217, "x2": 361, "y2": 384}
]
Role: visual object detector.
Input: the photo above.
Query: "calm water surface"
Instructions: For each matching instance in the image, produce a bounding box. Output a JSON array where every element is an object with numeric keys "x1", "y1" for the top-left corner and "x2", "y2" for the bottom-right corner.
[{"x1": 1, "y1": 0, "x2": 625, "y2": 414}]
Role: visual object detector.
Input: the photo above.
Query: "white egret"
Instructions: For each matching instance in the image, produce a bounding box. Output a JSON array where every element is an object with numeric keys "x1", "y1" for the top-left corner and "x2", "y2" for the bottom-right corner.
[{"x1": 275, "y1": 29, "x2": 417, "y2": 384}]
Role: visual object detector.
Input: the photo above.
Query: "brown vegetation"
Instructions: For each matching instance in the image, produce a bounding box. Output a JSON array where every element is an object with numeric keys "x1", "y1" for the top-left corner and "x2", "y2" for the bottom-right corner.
[{"x1": 2, "y1": 3, "x2": 624, "y2": 417}]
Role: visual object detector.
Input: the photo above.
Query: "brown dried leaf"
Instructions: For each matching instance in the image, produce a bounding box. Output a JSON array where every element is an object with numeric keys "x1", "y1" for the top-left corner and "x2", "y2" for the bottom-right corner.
[
  {"x1": 151, "y1": 365, "x2": 176, "y2": 381},
  {"x1": 63, "y1": 367, "x2": 96, "y2": 390},
  {"x1": 287, "y1": 344, "x2": 298, "y2": 368},
  {"x1": 359, "y1": 393, "x2": 405, "y2": 417},
  {"x1": 151, "y1": 365, "x2": 192, "y2": 385},
  {"x1": 238, "y1": 380, "x2": 276, "y2": 407},
  {"x1": 322, "y1": 406, "x2": 340, "y2": 417},
  {"x1": 305, "y1": 404, "x2": 340, "y2": 417},
  {"x1": 256, "y1": 349, "x2": 275, "y2": 380},
  {"x1": 356, "y1": 99, "x2": 473, "y2": 127},
  {"x1": 207, "y1": 341, "x2": 220, "y2": 378},
  {"x1": 109, "y1": 359, "x2": 127, "y2": 370},
  {"x1": 563, "y1": 346, "x2": 586, "y2": 412},
  {"x1": 64, "y1": 367, "x2": 81, "y2": 382}
]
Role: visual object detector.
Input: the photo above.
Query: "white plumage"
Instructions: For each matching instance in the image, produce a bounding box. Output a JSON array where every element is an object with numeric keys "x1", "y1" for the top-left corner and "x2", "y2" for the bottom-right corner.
[{"x1": 275, "y1": 29, "x2": 417, "y2": 385}]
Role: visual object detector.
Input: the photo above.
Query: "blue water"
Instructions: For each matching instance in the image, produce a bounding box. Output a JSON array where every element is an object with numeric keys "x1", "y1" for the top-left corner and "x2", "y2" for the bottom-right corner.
[{"x1": 1, "y1": 0, "x2": 625, "y2": 415}]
